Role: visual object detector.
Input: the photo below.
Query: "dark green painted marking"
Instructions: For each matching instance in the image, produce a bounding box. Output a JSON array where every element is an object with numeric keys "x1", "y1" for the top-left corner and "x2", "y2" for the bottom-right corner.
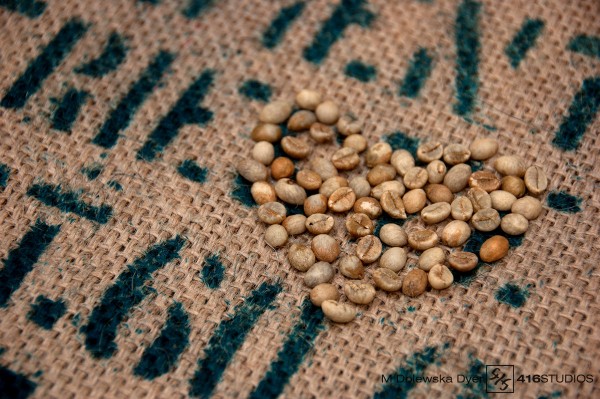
[
  {"x1": 546, "y1": 191, "x2": 582, "y2": 213},
  {"x1": 239, "y1": 80, "x2": 272, "y2": 102},
  {"x1": 231, "y1": 174, "x2": 256, "y2": 207},
  {"x1": 303, "y1": 0, "x2": 375, "y2": 64},
  {"x1": 406, "y1": 306, "x2": 416, "y2": 312},
  {"x1": 133, "y1": 302, "x2": 190, "y2": 379},
  {"x1": 0, "y1": 0, "x2": 46, "y2": 17},
  {"x1": 505, "y1": 19, "x2": 544, "y2": 68},
  {"x1": 568, "y1": 35, "x2": 600, "y2": 59},
  {"x1": 399, "y1": 48, "x2": 433, "y2": 98},
  {"x1": 1, "y1": 19, "x2": 88, "y2": 109},
  {"x1": 27, "y1": 182, "x2": 112, "y2": 224},
  {"x1": 189, "y1": 282, "x2": 282, "y2": 398},
  {"x1": 249, "y1": 299, "x2": 325, "y2": 399},
  {"x1": 495, "y1": 283, "x2": 529, "y2": 308},
  {"x1": 383, "y1": 131, "x2": 420, "y2": 157},
  {"x1": 201, "y1": 254, "x2": 224, "y2": 289},
  {"x1": 467, "y1": 159, "x2": 484, "y2": 171},
  {"x1": 0, "y1": 163, "x2": 10, "y2": 188},
  {"x1": 137, "y1": 69, "x2": 214, "y2": 161},
  {"x1": 345, "y1": 60, "x2": 376, "y2": 82},
  {"x1": 81, "y1": 236, "x2": 185, "y2": 359},
  {"x1": 456, "y1": 356, "x2": 487, "y2": 399},
  {"x1": 178, "y1": 160, "x2": 208, "y2": 183},
  {"x1": 27, "y1": 295, "x2": 66, "y2": 329},
  {"x1": 75, "y1": 32, "x2": 128, "y2": 77},
  {"x1": 107, "y1": 180, "x2": 123, "y2": 191},
  {"x1": 537, "y1": 390, "x2": 562, "y2": 399},
  {"x1": 552, "y1": 77, "x2": 600, "y2": 151},
  {"x1": 0, "y1": 365, "x2": 36, "y2": 399},
  {"x1": 81, "y1": 165, "x2": 102, "y2": 180},
  {"x1": 454, "y1": 0, "x2": 481, "y2": 116},
  {"x1": 0, "y1": 220, "x2": 61, "y2": 307},
  {"x1": 51, "y1": 88, "x2": 89, "y2": 132},
  {"x1": 92, "y1": 51, "x2": 175, "y2": 148},
  {"x1": 183, "y1": 0, "x2": 215, "y2": 18},
  {"x1": 262, "y1": 1, "x2": 306, "y2": 49}
]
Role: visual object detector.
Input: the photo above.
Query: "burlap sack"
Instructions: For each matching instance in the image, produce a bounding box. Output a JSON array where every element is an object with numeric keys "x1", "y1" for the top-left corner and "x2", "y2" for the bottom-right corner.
[{"x1": 0, "y1": 0, "x2": 598, "y2": 398}]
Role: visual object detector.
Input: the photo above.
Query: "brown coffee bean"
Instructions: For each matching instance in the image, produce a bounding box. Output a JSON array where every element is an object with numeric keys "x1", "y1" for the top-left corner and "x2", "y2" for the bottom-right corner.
[
  {"x1": 297, "y1": 169, "x2": 322, "y2": 191},
  {"x1": 468, "y1": 171, "x2": 500, "y2": 192},
  {"x1": 312, "y1": 234, "x2": 340, "y2": 262},
  {"x1": 403, "y1": 189, "x2": 427, "y2": 214},
  {"x1": 345, "y1": 213, "x2": 374, "y2": 237},
  {"x1": 471, "y1": 208, "x2": 501, "y2": 232},
  {"x1": 321, "y1": 300, "x2": 356, "y2": 323},
  {"x1": 336, "y1": 115, "x2": 362, "y2": 136},
  {"x1": 365, "y1": 142, "x2": 392, "y2": 167},
  {"x1": 339, "y1": 255, "x2": 365, "y2": 279},
  {"x1": 282, "y1": 214, "x2": 307, "y2": 235},
  {"x1": 328, "y1": 187, "x2": 356, "y2": 212},
  {"x1": 310, "y1": 283, "x2": 339, "y2": 307},
  {"x1": 418, "y1": 247, "x2": 445, "y2": 271},
  {"x1": 421, "y1": 202, "x2": 451, "y2": 224},
  {"x1": 511, "y1": 196, "x2": 543, "y2": 220},
  {"x1": 447, "y1": 251, "x2": 478, "y2": 272},
  {"x1": 251, "y1": 181, "x2": 277, "y2": 204},
  {"x1": 425, "y1": 184, "x2": 454, "y2": 204},
  {"x1": 274, "y1": 178, "x2": 307, "y2": 205},
  {"x1": 379, "y1": 247, "x2": 407, "y2": 272},
  {"x1": 287, "y1": 110, "x2": 316, "y2": 131},
  {"x1": 319, "y1": 176, "x2": 348, "y2": 197},
  {"x1": 501, "y1": 213, "x2": 529, "y2": 235},
  {"x1": 281, "y1": 136, "x2": 311, "y2": 159},
  {"x1": 379, "y1": 224, "x2": 408, "y2": 247},
  {"x1": 264, "y1": 224, "x2": 288, "y2": 248},
  {"x1": 501, "y1": 176, "x2": 526, "y2": 198},
  {"x1": 490, "y1": 190, "x2": 517, "y2": 211},
  {"x1": 428, "y1": 264, "x2": 453, "y2": 290},
  {"x1": 310, "y1": 158, "x2": 338, "y2": 180},
  {"x1": 451, "y1": 196, "x2": 474, "y2": 221},
  {"x1": 271, "y1": 157, "x2": 295, "y2": 180},
  {"x1": 309, "y1": 122, "x2": 335, "y2": 143},
  {"x1": 444, "y1": 163, "x2": 472, "y2": 193},
  {"x1": 441, "y1": 220, "x2": 471, "y2": 247},
  {"x1": 371, "y1": 180, "x2": 405, "y2": 200},
  {"x1": 304, "y1": 194, "x2": 328, "y2": 215},
  {"x1": 373, "y1": 267, "x2": 402, "y2": 292},
  {"x1": 402, "y1": 269, "x2": 428, "y2": 297},
  {"x1": 443, "y1": 144, "x2": 471, "y2": 165},
  {"x1": 296, "y1": 89, "x2": 322, "y2": 110},
  {"x1": 315, "y1": 100, "x2": 340, "y2": 124},
  {"x1": 353, "y1": 197, "x2": 382, "y2": 219},
  {"x1": 356, "y1": 235, "x2": 382, "y2": 263},
  {"x1": 349, "y1": 177, "x2": 371, "y2": 198},
  {"x1": 304, "y1": 261, "x2": 334, "y2": 288},
  {"x1": 408, "y1": 229, "x2": 439, "y2": 250},
  {"x1": 252, "y1": 141, "x2": 275, "y2": 165},
  {"x1": 466, "y1": 187, "x2": 492, "y2": 212},
  {"x1": 259, "y1": 100, "x2": 293, "y2": 124},
  {"x1": 381, "y1": 191, "x2": 407, "y2": 219},
  {"x1": 237, "y1": 159, "x2": 268, "y2": 182},
  {"x1": 479, "y1": 235, "x2": 509, "y2": 262},
  {"x1": 257, "y1": 202, "x2": 286, "y2": 224},
  {"x1": 469, "y1": 138, "x2": 498, "y2": 160},
  {"x1": 343, "y1": 134, "x2": 368, "y2": 153},
  {"x1": 344, "y1": 281, "x2": 376, "y2": 305},
  {"x1": 251, "y1": 123, "x2": 282, "y2": 143},
  {"x1": 306, "y1": 213, "x2": 334, "y2": 234},
  {"x1": 494, "y1": 155, "x2": 526, "y2": 177},
  {"x1": 403, "y1": 167, "x2": 428, "y2": 189},
  {"x1": 524, "y1": 165, "x2": 548, "y2": 195},
  {"x1": 417, "y1": 142, "x2": 443, "y2": 163},
  {"x1": 427, "y1": 160, "x2": 447, "y2": 184},
  {"x1": 367, "y1": 164, "x2": 397, "y2": 186},
  {"x1": 391, "y1": 149, "x2": 415, "y2": 176},
  {"x1": 331, "y1": 147, "x2": 360, "y2": 170},
  {"x1": 288, "y1": 244, "x2": 316, "y2": 271}
]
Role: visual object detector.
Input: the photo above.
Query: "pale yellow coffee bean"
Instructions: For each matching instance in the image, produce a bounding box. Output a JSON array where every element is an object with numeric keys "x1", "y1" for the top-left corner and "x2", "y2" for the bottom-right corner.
[
  {"x1": 466, "y1": 187, "x2": 492, "y2": 212},
  {"x1": 349, "y1": 176, "x2": 371, "y2": 198},
  {"x1": 345, "y1": 213, "x2": 374, "y2": 237},
  {"x1": 264, "y1": 224, "x2": 288, "y2": 248},
  {"x1": 321, "y1": 300, "x2": 356, "y2": 323},
  {"x1": 403, "y1": 167, "x2": 428, "y2": 189},
  {"x1": 469, "y1": 138, "x2": 498, "y2": 160},
  {"x1": 471, "y1": 208, "x2": 501, "y2": 232},
  {"x1": 304, "y1": 194, "x2": 328, "y2": 216},
  {"x1": 511, "y1": 196, "x2": 542, "y2": 220},
  {"x1": 297, "y1": 169, "x2": 322, "y2": 191},
  {"x1": 344, "y1": 281, "x2": 376, "y2": 305},
  {"x1": 315, "y1": 100, "x2": 340, "y2": 125},
  {"x1": 339, "y1": 255, "x2": 364, "y2": 279},
  {"x1": 418, "y1": 247, "x2": 445, "y2": 272},
  {"x1": 281, "y1": 136, "x2": 311, "y2": 159},
  {"x1": 319, "y1": 176, "x2": 348, "y2": 197},
  {"x1": 373, "y1": 267, "x2": 402, "y2": 292},
  {"x1": 427, "y1": 160, "x2": 447, "y2": 184},
  {"x1": 251, "y1": 123, "x2": 281, "y2": 143},
  {"x1": 336, "y1": 115, "x2": 362, "y2": 136},
  {"x1": 408, "y1": 229, "x2": 439, "y2": 250},
  {"x1": 309, "y1": 122, "x2": 335, "y2": 143},
  {"x1": 328, "y1": 187, "x2": 356, "y2": 212},
  {"x1": 287, "y1": 110, "x2": 316, "y2": 132},
  {"x1": 251, "y1": 181, "x2": 277, "y2": 204},
  {"x1": 312, "y1": 234, "x2": 340, "y2": 262},
  {"x1": 468, "y1": 171, "x2": 501, "y2": 193},
  {"x1": 367, "y1": 164, "x2": 397, "y2": 186},
  {"x1": 356, "y1": 235, "x2": 383, "y2": 263},
  {"x1": 443, "y1": 144, "x2": 471, "y2": 165},
  {"x1": 306, "y1": 213, "x2": 335, "y2": 234},
  {"x1": 379, "y1": 224, "x2": 408, "y2": 247},
  {"x1": 282, "y1": 214, "x2": 307, "y2": 235},
  {"x1": 274, "y1": 178, "x2": 307, "y2": 205},
  {"x1": 425, "y1": 184, "x2": 454, "y2": 204},
  {"x1": 257, "y1": 202, "x2": 286, "y2": 224},
  {"x1": 402, "y1": 269, "x2": 428, "y2": 297},
  {"x1": 403, "y1": 189, "x2": 427, "y2": 214},
  {"x1": 310, "y1": 158, "x2": 338, "y2": 180},
  {"x1": 428, "y1": 264, "x2": 454, "y2": 290},
  {"x1": 310, "y1": 283, "x2": 339, "y2": 307},
  {"x1": 296, "y1": 89, "x2": 322, "y2": 110},
  {"x1": 417, "y1": 142, "x2": 443, "y2": 163},
  {"x1": 353, "y1": 197, "x2": 382, "y2": 219},
  {"x1": 252, "y1": 141, "x2": 275, "y2": 165},
  {"x1": 501, "y1": 213, "x2": 529, "y2": 235},
  {"x1": 304, "y1": 261, "x2": 334, "y2": 288},
  {"x1": 494, "y1": 155, "x2": 526, "y2": 177},
  {"x1": 365, "y1": 142, "x2": 393, "y2": 167},
  {"x1": 524, "y1": 165, "x2": 548, "y2": 195},
  {"x1": 390, "y1": 149, "x2": 415, "y2": 176},
  {"x1": 271, "y1": 157, "x2": 295, "y2": 180},
  {"x1": 501, "y1": 176, "x2": 526, "y2": 198},
  {"x1": 237, "y1": 159, "x2": 268, "y2": 182},
  {"x1": 444, "y1": 163, "x2": 472, "y2": 193},
  {"x1": 371, "y1": 180, "x2": 405, "y2": 200},
  {"x1": 379, "y1": 247, "x2": 407, "y2": 272},
  {"x1": 479, "y1": 235, "x2": 509, "y2": 262},
  {"x1": 421, "y1": 202, "x2": 451, "y2": 224},
  {"x1": 288, "y1": 243, "x2": 316, "y2": 271},
  {"x1": 451, "y1": 196, "x2": 474, "y2": 221},
  {"x1": 331, "y1": 147, "x2": 360, "y2": 170},
  {"x1": 343, "y1": 134, "x2": 368, "y2": 153},
  {"x1": 490, "y1": 190, "x2": 517, "y2": 211},
  {"x1": 447, "y1": 251, "x2": 478, "y2": 272},
  {"x1": 441, "y1": 220, "x2": 471, "y2": 247},
  {"x1": 259, "y1": 100, "x2": 293, "y2": 124},
  {"x1": 381, "y1": 191, "x2": 407, "y2": 219}
]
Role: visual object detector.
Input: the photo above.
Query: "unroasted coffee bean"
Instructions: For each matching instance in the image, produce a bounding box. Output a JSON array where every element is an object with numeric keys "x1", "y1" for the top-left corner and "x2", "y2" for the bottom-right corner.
[
  {"x1": 356, "y1": 235, "x2": 382, "y2": 263},
  {"x1": 271, "y1": 157, "x2": 295, "y2": 180},
  {"x1": 349, "y1": 177, "x2": 371, "y2": 198},
  {"x1": 288, "y1": 243, "x2": 316, "y2": 271},
  {"x1": 309, "y1": 123, "x2": 335, "y2": 143},
  {"x1": 315, "y1": 100, "x2": 340, "y2": 124},
  {"x1": 403, "y1": 189, "x2": 427, "y2": 214},
  {"x1": 282, "y1": 214, "x2": 307, "y2": 235},
  {"x1": 306, "y1": 213, "x2": 335, "y2": 234},
  {"x1": 275, "y1": 178, "x2": 307, "y2": 205},
  {"x1": 502, "y1": 176, "x2": 526, "y2": 198},
  {"x1": 321, "y1": 300, "x2": 356, "y2": 323},
  {"x1": 408, "y1": 229, "x2": 439, "y2": 250},
  {"x1": 297, "y1": 169, "x2": 322, "y2": 191},
  {"x1": 353, "y1": 197, "x2": 382, "y2": 219},
  {"x1": 265, "y1": 224, "x2": 288, "y2": 248},
  {"x1": 373, "y1": 267, "x2": 402, "y2": 292},
  {"x1": 345, "y1": 213, "x2": 374, "y2": 237},
  {"x1": 379, "y1": 224, "x2": 408, "y2": 247},
  {"x1": 480, "y1": 235, "x2": 509, "y2": 262},
  {"x1": 336, "y1": 115, "x2": 362, "y2": 136},
  {"x1": 417, "y1": 142, "x2": 443, "y2": 163},
  {"x1": 319, "y1": 176, "x2": 348, "y2": 197},
  {"x1": 451, "y1": 196, "x2": 474, "y2": 221},
  {"x1": 259, "y1": 100, "x2": 293, "y2": 124},
  {"x1": 428, "y1": 264, "x2": 453, "y2": 290},
  {"x1": 343, "y1": 134, "x2": 368, "y2": 153},
  {"x1": 251, "y1": 181, "x2": 277, "y2": 204},
  {"x1": 381, "y1": 191, "x2": 407, "y2": 219},
  {"x1": 490, "y1": 190, "x2": 517, "y2": 211},
  {"x1": 471, "y1": 208, "x2": 501, "y2": 232},
  {"x1": 365, "y1": 142, "x2": 392, "y2": 167},
  {"x1": 447, "y1": 251, "x2": 478, "y2": 272},
  {"x1": 367, "y1": 164, "x2": 397, "y2": 186},
  {"x1": 287, "y1": 110, "x2": 316, "y2": 131},
  {"x1": 310, "y1": 158, "x2": 338, "y2": 180},
  {"x1": 379, "y1": 247, "x2": 407, "y2": 272},
  {"x1": 237, "y1": 159, "x2": 268, "y2": 182},
  {"x1": 418, "y1": 247, "x2": 445, "y2": 272},
  {"x1": 312, "y1": 234, "x2": 340, "y2": 262},
  {"x1": 296, "y1": 89, "x2": 322, "y2": 110},
  {"x1": 524, "y1": 165, "x2": 548, "y2": 195},
  {"x1": 328, "y1": 187, "x2": 356, "y2": 212},
  {"x1": 332, "y1": 147, "x2": 360, "y2": 170},
  {"x1": 391, "y1": 149, "x2": 415, "y2": 176},
  {"x1": 310, "y1": 283, "x2": 339, "y2": 307},
  {"x1": 251, "y1": 123, "x2": 282, "y2": 143},
  {"x1": 371, "y1": 180, "x2": 405, "y2": 200},
  {"x1": 467, "y1": 187, "x2": 492, "y2": 212},
  {"x1": 443, "y1": 144, "x2": 471, "y2": 165},
  {"x1": 494, "y1": 155, "x2": 526, "y2": 177},
  {"x1": 468, "y1": 171, "x2": 500, "y2": 192},
  {"x1": 425, "y1": 184, "x2": 454, "y2": 204},
  {"x1": 441, "y1": 220, "x2": 471, "y2": 247},
  {"x1": 344, "y1": 281, "x2": 376, "y2": 305},
  {"x1": 257, "y1": 202, "x2": 286, "y2": 224},
  {"x1": 304, "y1": 261, "x2": 334, "y2": 288},
  {"x1": 501, "y1": 213, "x2": 529, "y2": 235},
  {"x1": 402, "y1": 269, "x2": 428, "y2": 297},
  {"x1": 339, "y1": 255, "x2": 365, "y2": 279},
  {"x1": 281, "y1": 136, "x2": 311, "y2": 159},
  {"x1": 444, "y1": 163, "x2": 472, "y2": 193},
  {"x1": 511, "y1": 196, "x2": 543, "y2": 220},
  {"x1": 421, "y1": 202, "x2": 451, "y2": 224},
  {"x1": 403, "y1": 167, "x2": 428, "y2": 189},
  {"x1": 427, "y1": 160, "x2": 447, "y2": 184},
  {"x1": 469, "y1": 138, "x2": 498, "y2": 160},
  {"x1": 304, "y1": 194, "x2": 328, "y2": 215},
  {"x1": 252, "y1": 141, "x2": 275, "y2": 165}
]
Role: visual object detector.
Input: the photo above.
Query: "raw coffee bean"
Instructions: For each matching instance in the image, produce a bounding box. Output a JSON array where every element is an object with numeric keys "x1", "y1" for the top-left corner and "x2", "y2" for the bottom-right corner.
[
  {"x1": 310, "y1": 158, "x2": 338, "y2": 180},
  {"x1": 444, "y1": 163, "x2": 472, "y2": 193},
  {"x1": 371, "y1": 180, "x2": 405, "y2": 200},
  {"x1": 466, "y1": 187, "x2": 492, "y2": 212},
  {"x1": 379, "y1": 224, "x2": 408, "y2": 247},
  {"x1": 264, "y1": 224, "x2": 288, "y2": 248},
  {"x1": 336, "y1": 115, "x2": 362, "y2": 136},
  {"x1": 312, "y1": 234, "x2": 340, "y2": 262},
  {"x1": 427, "y1": 160, "x2": 447, "y2": 184},
  {"x1": 353, "y1": 197, "x2": 382, "y2": 219},
  {"x1": 501, "y1": 176, "x2": 526, "y2": 198},
  {"x1": 304, "y1": 194, "x2": 328, "y2": 216},
  {"x1": 287, "y1": 110, "x2": 316, "y2": 131},
  {"x1": 447, "y1": 251, "x2": 478, "y2": 272},
  {"x1": 428, "y1": 264, "x2": 454, "y2": 290},
  {"x1": 315, "y1": 100, "x2": 340, "y2": 124},
  {"x1": 349, "y1": 177, "x2": 371, "y2": 198},
  {"x1": 381, "y1": 191, "x2": 407, "y2": 219},
  {"x1": 402, "y1": 269, "x2": 428, "y2": 297},
  {"x1": 282, "y1": 214, "x2": 307, "y2": 235},
  {"x1": 403, "y1": 167, "x2": 429, "y2": 189},
  {"x1": 320, "y1": 176, "x2": 348, "y2": 197},
  {"x1": 237, "y1": 159, "x2": 268, "y2": 182},
  {"x1": 251, "y1": 181, "x2": 277, "y2": 204},
  {"x1": 257, "y1": 202, "x2": 286, "y2": 224},
  {"x1": 417, "y1": 142, "x2": 443, "y2": 163},
  {"x1": 251, "y1": 123, "x2": 282, "y2": 143},
  {"x1": 451, "y1": 196, "x2": 474, "y2": 221},
  {"x1": 490, "y1": 190, "x2": 517, "y2": 211},
  {"x1": 471, "y1": 208, "x2": 501, "y2": 232},
  {"x1": 443, "y1": 144, "x2": 471, "y2": 165},
  {"x1": 403, "y1": 189, "x2": 427, "y2": 214},
  {"x1": 441, "y1": 220, "x2": 471, "y2": 247},
  {"x1": 501, "y1": 213, "x2": 529, "y2": 235},
  {"x1": 306, "y1": 213, "x2": 335, "y2": 234},
  {"x1": 310, "y1": 283, "x2": 339, "y2": 307},
  {"x1": 391, "y1": 149, "x2": 415, "y2": 176},
  {"x1": 408, "y1": 229, "x2": 439, "y2": 250},
  {"x1": 367, "y1": 164, "x2": 397, "y2": 186},
  {"x1": 297, "y1": 169, "x2": 322, "y2": 191},
  {"x1": 344, "y1": 281, "x2": 376, "y2": 305},
  {"x1": 304, "y1": 261, "x2": 335, "y2": 288},
  {"x1": 511, "y1": 196, "x2": 543, "y2": 220},
  {"x1": 418, "y1": 247, "x2": 445, "y2": 272},
  {"x1": 296, "y1": 89, "x2": 322, "y2": 110},
  {"x1": 468, "y1": 171, "x2": 501, "y2": 192},
  {"x1": 328, "y1": 187, "x2": 356, "y2": 212},
  {"x1": 343, "y1": 134, "x2": 368, "y2": 153},
  {"x1": 259, "y1": 100, "x2": 293, "y2": 124},
  {"x1": 469, "y1": 138, "x2": 498, "y2": 160},
  {"x1": 494, "y1": 155, "x2": 526, "y2": 177},
  {"x1": 425, "y1": 184, "x2": 454, "y2": 204},
  {"x1": 275, "y1": 178, "x2": 307, "y2": 205},
  {"x1": 252, "y1": 141, "x2": 275, "y2": 165},
  {"x1": 345, "y1": 213, "x2": 375, "y2": 237},
  {"x1": 379, "y1": 247, "x2": 407, "y2": 272},
  {"x1": 339, "y1": 255, "x2": 365, "y2": 279},
  {"x1": 321, "y1": 300, "x2": 356, "y2": 323},
  {"x1": 365, "y1": 142, "x2": 393, "y2": 167},
  {"x1": 421, "y1": 202, "x2": 451, "y2": 224},
  {"x1": 271, "y1": 157, "x2": 295, "y2": 180},
  {"x1": 331, "y1": 147, "x2": 360, "y2": 170},
  {"x1": 373, "y1": 268, "x2": 403, "y2": 292},
  {"x1": 309, "y1": 123, "x2": 336, "y2": 143},
  {"x1": 288, "y1": 244, "x2": 316, "y2": 271},
  {"x1": 479, "y1": 235, "x2": 509, "y2": 262},
  {"x1": 524, "y1": 166, "x2": 548, "y2": 195},
  {"x1": 281, "y1": 136, "x2": 311, "y2": 159},
  {"x1": 356, "y1": 235, "x2": 383, "y2": 263}
]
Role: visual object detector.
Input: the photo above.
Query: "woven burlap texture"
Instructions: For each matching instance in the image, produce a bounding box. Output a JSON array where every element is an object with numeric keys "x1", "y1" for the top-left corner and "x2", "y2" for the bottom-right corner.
[{"x1": 0, "y1": 0, "x2": 599, "y2": 398}]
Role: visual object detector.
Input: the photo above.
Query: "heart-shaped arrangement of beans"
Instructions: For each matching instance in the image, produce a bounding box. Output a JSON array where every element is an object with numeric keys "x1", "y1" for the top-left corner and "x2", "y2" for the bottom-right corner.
[{"x1": 237, "y1": 89, "x2": 547, "y2": 324}]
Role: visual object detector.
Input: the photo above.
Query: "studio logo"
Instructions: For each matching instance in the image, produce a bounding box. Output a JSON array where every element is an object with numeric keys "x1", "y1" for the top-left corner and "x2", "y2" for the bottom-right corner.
[{"x1": 486, "y1": 365, "x2": 514, "y2": 393}]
